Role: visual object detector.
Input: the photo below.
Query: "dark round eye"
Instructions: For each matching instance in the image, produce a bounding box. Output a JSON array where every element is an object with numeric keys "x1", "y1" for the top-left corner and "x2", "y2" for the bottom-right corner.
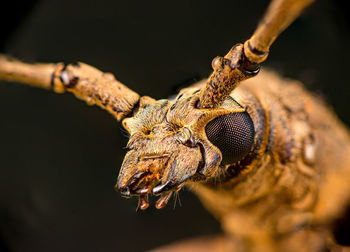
[{"x1": 205, "y1": 112, "x2": 255, "y2": 165}]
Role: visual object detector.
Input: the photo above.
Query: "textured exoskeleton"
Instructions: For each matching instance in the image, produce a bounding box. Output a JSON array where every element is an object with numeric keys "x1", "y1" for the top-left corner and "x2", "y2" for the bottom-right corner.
[
  {"x1": 146, "y1": 71, "x2": 350, "y2": 251},
  {"x1": 1, "y1": 0, "x2": 350, "y2": 251}
]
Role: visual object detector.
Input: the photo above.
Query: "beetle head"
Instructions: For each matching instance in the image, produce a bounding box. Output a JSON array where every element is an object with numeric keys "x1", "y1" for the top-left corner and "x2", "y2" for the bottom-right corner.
[{"x1": 116, "y1": 85, "x2": 252, "y2": 209}]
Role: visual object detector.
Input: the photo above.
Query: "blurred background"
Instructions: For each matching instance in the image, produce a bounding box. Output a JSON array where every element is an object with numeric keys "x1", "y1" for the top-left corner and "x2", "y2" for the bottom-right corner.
[{"x1": 0, "y1": 0, "x2": 349, "y2": 251}]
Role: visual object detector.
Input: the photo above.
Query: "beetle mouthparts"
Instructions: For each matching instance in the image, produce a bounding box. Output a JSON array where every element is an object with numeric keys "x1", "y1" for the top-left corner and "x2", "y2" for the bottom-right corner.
[
  {"x1": 117, "y1": 170, "x2": 185, "y2": 211},
  {"x1": 136, "y1": 191, "x2": 173, "y2": 211},
  {"x1": 136, "y1": 183, "x2": 183, "y2": 211},
  {"x1": 116, "y1": 153, "x2": 185, "y2": 210},
  {"x1": 118, "y1": 179, "x2": 184, "y2": 211}
]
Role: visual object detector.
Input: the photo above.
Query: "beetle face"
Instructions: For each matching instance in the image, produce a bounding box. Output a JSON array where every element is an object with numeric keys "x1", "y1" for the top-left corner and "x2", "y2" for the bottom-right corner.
[{"x1": 116, "y1": 85, "x2": 253, "y2": 209}]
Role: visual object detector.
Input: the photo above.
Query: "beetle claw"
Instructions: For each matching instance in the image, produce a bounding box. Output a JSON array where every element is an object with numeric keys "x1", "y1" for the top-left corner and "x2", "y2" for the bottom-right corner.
[
  {"x1": 152, "y1": 181, "x2": 171, "y2": 195},
  {"x1": 155, "y1": 191, "x2": 173, "y2": 209},
  {"x1": 138, "y1": 194, "x2": 150, "y2": 210}
]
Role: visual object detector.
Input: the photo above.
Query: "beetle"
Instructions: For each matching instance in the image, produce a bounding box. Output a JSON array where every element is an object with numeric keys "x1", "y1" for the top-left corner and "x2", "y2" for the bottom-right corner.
[{"x1": 0, "y1": 0, "x2": 350, "y2": 252}]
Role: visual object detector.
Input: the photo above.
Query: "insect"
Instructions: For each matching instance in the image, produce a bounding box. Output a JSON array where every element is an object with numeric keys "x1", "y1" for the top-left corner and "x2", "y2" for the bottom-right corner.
[{"x1": 1, "y1": 0, "x2": 350, "y2": 251}]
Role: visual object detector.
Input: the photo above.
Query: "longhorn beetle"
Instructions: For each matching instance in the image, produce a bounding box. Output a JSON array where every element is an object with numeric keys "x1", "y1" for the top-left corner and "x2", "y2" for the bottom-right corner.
[{"x1": 1, "y1": 0, "x2": 350, "y2": 251}]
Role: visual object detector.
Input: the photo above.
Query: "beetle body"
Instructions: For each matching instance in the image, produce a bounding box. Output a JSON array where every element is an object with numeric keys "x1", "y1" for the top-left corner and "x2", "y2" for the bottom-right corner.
[
  {"x1": 1, "y1": 0, "x2": 349, "y2": 250},
  {"x1": 151, "y1": 70, "x2": 350, "y2": 251}
]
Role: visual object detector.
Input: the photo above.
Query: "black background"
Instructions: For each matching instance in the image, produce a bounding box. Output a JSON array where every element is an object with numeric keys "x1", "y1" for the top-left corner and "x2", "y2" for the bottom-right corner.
[{"x1": 0, "y1": 0, "x2": 349, "y2": 251}]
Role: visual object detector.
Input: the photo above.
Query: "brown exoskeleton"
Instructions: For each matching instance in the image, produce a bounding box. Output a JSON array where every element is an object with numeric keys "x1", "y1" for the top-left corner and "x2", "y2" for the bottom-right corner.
[{"x1": 1, "y1": 0, "x2": 350, "y2": 251}]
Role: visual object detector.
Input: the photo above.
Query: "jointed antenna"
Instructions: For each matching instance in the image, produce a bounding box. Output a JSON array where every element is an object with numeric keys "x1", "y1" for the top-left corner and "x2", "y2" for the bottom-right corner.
[
  {"x1": 198, "y1": 0, "x2": 314, "y2": 108},
  {"x1": 0, "y1": 0, "x2": 314, "y2": 114},
  {"x1": 0, "y1": 56, "x2": 140, "y2": 121}
]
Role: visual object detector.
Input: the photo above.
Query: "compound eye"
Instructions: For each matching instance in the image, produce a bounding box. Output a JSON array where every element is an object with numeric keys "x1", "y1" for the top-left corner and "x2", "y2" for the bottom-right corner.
[{"x1": 205, "y1": 112, "x2": 255, "y2": 165}]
